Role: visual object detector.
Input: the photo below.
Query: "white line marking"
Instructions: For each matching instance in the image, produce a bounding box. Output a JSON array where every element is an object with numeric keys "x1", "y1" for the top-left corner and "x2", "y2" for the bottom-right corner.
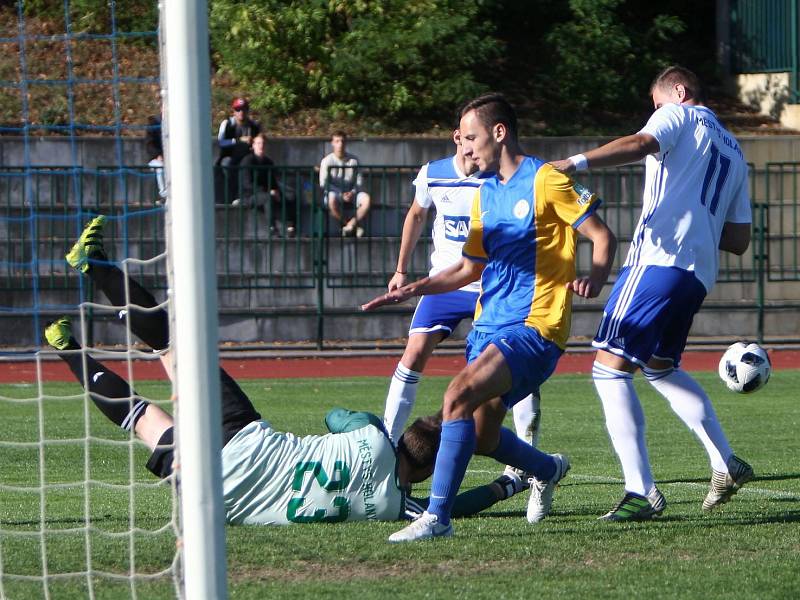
[{"x1": 466, "y1": 469, "x2": 797, "y2": 500}]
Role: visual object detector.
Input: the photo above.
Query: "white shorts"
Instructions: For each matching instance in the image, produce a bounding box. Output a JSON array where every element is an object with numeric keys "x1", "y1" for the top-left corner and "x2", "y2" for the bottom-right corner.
[{"x1": 325, "y1": 190, "x2": 369, "y2": 208}]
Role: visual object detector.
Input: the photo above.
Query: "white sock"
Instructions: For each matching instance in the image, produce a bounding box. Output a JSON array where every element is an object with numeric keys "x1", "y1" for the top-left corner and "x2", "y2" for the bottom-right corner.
[
  {"x1": 512, "y1": 393, "x2": 541, "y2": 447},
  {"x1": 593, "y1": 361, "x2": 655, "y2": 496},
  {"x1": 643, "y1": 366, "x2": 732, "y2": 472},
  {"x1": 383, "y1": 362, "x2": 421, "y2": 443}
]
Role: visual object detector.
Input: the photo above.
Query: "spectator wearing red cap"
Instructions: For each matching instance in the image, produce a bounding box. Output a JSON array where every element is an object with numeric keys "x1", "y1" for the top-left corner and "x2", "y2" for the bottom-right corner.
[{"x1": 216, "y1": 97, "x2": 262, "y2": 203}]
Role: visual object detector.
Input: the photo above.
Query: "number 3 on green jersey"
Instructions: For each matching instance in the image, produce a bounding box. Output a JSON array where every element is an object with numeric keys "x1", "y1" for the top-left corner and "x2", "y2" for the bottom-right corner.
[{"x1": 286, "y1": 460, "x2": 351, "y2": 523}]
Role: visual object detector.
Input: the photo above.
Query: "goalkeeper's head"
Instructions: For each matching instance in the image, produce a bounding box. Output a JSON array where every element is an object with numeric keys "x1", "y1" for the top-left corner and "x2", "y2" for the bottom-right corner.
[{"x1": 396, "y1": 413, "x2": 442, "y2": 486}]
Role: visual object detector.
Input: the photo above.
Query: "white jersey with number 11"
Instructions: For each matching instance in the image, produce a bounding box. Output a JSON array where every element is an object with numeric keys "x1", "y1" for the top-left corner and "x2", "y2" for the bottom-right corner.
[{"x1": 626, "y1": 103, "x2": 751, "y2": 292}]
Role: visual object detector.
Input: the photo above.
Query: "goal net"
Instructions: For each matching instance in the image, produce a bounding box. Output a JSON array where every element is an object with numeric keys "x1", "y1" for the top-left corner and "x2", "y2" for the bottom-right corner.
[{"x1": 0, "y1": 1, "x2": 225, "y2": 597}]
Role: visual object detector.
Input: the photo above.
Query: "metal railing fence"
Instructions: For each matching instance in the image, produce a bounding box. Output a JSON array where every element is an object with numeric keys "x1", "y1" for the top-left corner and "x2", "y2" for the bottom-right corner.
[{"x1": 0, "y1": 163, "x2": 798, "y2": 347}]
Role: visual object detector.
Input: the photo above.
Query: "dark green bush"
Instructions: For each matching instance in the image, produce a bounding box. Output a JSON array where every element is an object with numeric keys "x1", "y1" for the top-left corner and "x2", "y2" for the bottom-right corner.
[{"x1": 209, "y1": 0, "x2": 498, "y2": 127}]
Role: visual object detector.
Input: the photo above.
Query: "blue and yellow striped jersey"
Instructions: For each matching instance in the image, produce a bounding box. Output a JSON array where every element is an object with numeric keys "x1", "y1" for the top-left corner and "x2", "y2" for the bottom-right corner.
[{"x1": 461, "y1": 156, "x2": 600, "y2": 349}]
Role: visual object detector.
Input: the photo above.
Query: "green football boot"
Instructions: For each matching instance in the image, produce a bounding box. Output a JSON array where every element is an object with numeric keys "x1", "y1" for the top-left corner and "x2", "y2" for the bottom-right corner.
[
  {"x1": 65, "y1": 215, "x2": 107, "y2": 273},
  {"x1": 600, "y1": 487, "x2": 666, "y2": 521},
  {"x1": 44, "y1": 316, "x2": 75, "y2": 351}
]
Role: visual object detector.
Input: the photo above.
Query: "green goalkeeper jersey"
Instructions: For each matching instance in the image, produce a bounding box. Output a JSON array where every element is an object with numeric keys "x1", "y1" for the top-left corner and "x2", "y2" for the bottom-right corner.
[{"x1": 221, "y1": 408, "x2": 404, "y2": 525}]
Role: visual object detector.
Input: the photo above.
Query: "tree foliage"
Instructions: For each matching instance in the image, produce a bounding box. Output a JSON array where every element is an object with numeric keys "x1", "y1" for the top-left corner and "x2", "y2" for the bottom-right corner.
[
  {"x1": 209, "y1": 0, "x2": 497, "y2": 128},
  {"x1": 209, "y1": 0, "x2": 719, "y2": 134},
  {"x1": 539, "y1": 0, "x2": 686, "y2": 133}
]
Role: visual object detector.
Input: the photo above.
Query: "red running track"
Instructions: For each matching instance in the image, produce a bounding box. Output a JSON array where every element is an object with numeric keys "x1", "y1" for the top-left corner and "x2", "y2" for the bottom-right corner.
[{"x1": 1, "y1": 350, "x2": 797, "y2": 383}]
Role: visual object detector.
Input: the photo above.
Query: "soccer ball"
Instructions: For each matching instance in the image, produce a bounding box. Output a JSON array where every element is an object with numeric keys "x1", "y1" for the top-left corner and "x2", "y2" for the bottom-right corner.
[{"x1": 718, "y1": 342, "x2": 771, "y2": 393}]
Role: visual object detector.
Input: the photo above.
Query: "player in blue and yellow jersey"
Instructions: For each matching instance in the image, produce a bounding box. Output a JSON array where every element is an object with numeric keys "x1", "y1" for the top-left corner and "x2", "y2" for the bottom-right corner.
[
  {"x1": 382, "y1": 127, "x2": 541, "y2": 489},
  {"x1": 363, "y1": 93, "x2": 616, "y2": 541}
]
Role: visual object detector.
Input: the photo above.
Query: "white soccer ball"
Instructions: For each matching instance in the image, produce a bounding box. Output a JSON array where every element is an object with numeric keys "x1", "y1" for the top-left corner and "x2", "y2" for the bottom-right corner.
[{"x1": 718, "y1": 342, "x2": 771, "y2": 393}]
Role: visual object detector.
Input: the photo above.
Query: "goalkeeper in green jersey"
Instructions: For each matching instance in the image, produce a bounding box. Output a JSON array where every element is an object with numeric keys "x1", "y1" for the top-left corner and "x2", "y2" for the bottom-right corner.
[{"x1": 44, "y1": 216, "x2": 527, "y2": 525}]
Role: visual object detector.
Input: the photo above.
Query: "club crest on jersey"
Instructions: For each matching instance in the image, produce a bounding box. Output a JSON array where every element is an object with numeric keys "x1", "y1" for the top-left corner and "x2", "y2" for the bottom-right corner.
[
  {"x1": 573, "y1": 182, "x2": 593, "y2": 206},
  {"x1": 444, "y1": 215, "x2": 470, "y2": 241},
  {"x1": 513, "y1": 199, "x2": 530, "y2": 219}
]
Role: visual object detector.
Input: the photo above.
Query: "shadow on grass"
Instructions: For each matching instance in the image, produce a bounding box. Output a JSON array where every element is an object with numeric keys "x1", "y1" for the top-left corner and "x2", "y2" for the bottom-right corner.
[
  {"x1": 3, "y1": 514, "x2": 168, "y2": 528},
  {"x1": 454, "y1": 510, "x2": 800, "y2": 541},
  {"x1": 458, "y1": 504, "x2": 800, "y2": 527},
  {"x1": 749, "y1": 473, "x2": 800, "y2": 483},
  {"x1": 658, "y1": 473, "x2": 800, "y2": 485}
]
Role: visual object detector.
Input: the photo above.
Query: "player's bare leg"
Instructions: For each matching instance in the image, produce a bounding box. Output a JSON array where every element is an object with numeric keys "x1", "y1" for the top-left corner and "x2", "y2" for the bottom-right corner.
[
  {"x1": 135, "y1": 403, "x2": 174, "y2": 450},
  {"x1": 389, "y1": 350, "x2": 511, "y2": 543},
  {"x1": 384, "y1": 331, "x2": 446, "y2": 443},
  {"x1": 389, "y1": 345, "x2": 567, "y2": 541}
]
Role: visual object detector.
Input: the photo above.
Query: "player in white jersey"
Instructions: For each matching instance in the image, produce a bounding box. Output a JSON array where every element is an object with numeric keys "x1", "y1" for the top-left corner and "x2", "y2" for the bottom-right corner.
[
  {"x1": 552, "y1": 66, "x2": 754, "y2": 521},
  {"x1": 383, "y1": 128, "x2": 540, "y2": 477},
  {"x1": 45, "y1": 216, "x2": 528, "y2": 526}
]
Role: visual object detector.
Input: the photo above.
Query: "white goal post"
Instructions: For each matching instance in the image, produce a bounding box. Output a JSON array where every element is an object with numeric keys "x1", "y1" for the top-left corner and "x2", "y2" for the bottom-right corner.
[{"x1": 161, "y1": 0, "x2": 228, "y2": 597}]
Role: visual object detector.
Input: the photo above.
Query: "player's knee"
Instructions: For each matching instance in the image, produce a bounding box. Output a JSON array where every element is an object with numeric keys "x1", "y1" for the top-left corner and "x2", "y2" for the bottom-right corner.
[
  {"x1": 592, "y1": 359, "x2": 635, "y2": 383},
  {"x1": 401, "y1": 354, "x2": 427, "y2": 373},
  {"x1": 401, "y1": 337, "x2": 437, "y2": 371},
  {"x1": 442, "y1": 379, "x2": 474, "y2": 420},
  {"x1": 642, "y1": 365, "x2": 674, "y2": 382}
]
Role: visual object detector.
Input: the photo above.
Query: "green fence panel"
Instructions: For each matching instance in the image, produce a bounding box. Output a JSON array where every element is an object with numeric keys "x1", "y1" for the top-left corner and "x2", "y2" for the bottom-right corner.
[
  {"x1": 730, "y1": 0, "x2": 799, "y2": 100},
  {"x1": 2, "y1": 162, "x2": 799, "y2": 347},
  {"x1": 320, "y1": 165, "x2": 426, "y2": 289},
  {"x1": 765, "y1": 162, "x2": 800, "y2": 281},
  {"x1": 731, "y1": 0, "x2": 796, "y2": 72},
  {"x1": 213, "y1": 165, "x2": 320, "y2": 291},
  {"x1": 0, "y1": 163, "x2": 772, "y2": 290}
]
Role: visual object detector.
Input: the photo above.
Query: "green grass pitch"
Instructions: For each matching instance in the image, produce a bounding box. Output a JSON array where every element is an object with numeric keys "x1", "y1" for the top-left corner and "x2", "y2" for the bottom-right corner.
[{"x1": 1, "y1": 371, "x2": 799, "y2": 599}]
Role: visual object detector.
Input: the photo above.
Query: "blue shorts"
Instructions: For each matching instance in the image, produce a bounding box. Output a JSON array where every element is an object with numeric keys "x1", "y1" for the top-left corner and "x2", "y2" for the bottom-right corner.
[
  {"x1": 592, "y1": 265, "x2": 706, "y2": 367},
  {"x1": 409, "y1": 289, "x2": 478, "y2": 337},
  {"x1": 466, "y1": 325, "x2": 562, "y2": 408}
]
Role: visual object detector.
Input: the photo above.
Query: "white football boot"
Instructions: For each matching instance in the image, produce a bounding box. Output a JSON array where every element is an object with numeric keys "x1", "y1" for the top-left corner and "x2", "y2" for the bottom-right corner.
[
  {"x1": 388, "y1": 511, "x2": 453, "y2": 543},
  {"x1": 527, "y1": 453, "x2": 570, "y2": 523},
  {"x1": 703, "y1": 455, "x2": 754, "y2": 511}
]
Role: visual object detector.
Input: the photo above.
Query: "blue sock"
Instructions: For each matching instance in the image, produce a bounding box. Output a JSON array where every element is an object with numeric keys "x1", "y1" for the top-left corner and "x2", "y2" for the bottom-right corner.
[
  {"x1": 426, "y1": 419, "x2": 476, "y2": 526},
  {"x1": 488, "y1": 427, "x2": 556, "y2": 480}
]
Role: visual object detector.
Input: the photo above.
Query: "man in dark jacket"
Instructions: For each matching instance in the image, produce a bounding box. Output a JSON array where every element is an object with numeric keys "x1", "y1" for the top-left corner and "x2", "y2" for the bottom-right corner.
[{"x1": 239, "y1": 133, "x2": 297, "y2": 237}]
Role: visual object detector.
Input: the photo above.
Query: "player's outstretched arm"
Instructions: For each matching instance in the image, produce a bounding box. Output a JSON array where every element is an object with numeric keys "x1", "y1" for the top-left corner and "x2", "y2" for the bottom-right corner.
[
  {"x1": 551, "y1": 133, "x2": 660, "y2": 174},
  {"x1": 569, "y1": 214, "x2": 617, "y2": 298},
  {"x1": 362, "y1": 258, "x2": 483, "y2": 311},
  {"x1": 389, "y1": 202, "x2": 429, "y2": 291}
]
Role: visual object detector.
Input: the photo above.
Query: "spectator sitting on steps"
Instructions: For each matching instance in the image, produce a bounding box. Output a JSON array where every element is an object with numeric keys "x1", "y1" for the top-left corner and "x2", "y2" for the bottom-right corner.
[
  {"x1": 319, "y1": 131, "x2": 371, "y2": 238},
  {"x1": 239, "y1": 133, "x2": 296, "y2": 238},
  {"x1": 218, "y1": 97, "x2": 261, "y2": 168},
  {"x1": 217, "y1": 97, "x2": 261, "y2": 203}
]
